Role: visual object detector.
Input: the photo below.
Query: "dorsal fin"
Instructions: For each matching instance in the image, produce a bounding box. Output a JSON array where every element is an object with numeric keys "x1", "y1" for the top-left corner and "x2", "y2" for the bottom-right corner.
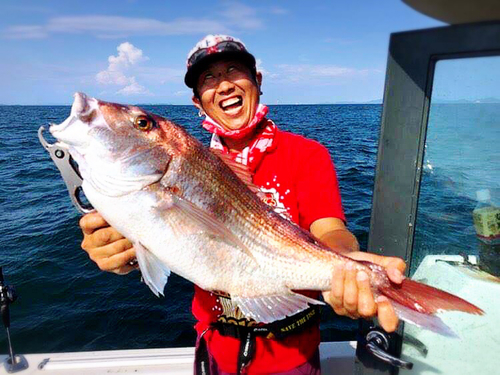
[{"x1": 211, "y1": 149, "x2": 263, "y2": 196}]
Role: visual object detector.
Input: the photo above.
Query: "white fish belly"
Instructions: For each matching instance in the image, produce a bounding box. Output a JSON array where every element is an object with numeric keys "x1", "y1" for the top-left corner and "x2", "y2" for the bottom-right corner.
[{"x1": 81, "y1": 183, "x2": 285, "y2": 295}]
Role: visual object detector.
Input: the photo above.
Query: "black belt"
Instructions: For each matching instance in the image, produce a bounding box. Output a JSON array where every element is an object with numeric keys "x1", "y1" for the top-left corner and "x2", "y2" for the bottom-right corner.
[{"x1": 195, "y1": 306, "x2": 320, "y2": 374}]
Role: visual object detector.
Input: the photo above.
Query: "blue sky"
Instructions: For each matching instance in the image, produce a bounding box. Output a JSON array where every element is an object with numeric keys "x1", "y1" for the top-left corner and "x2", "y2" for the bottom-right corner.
[{"x1": 0, "y1": 0, "x2": 444, "y2": 105}]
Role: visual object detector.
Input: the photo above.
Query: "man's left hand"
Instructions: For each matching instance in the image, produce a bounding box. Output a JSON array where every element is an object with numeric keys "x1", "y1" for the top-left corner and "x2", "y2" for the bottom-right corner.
[{"x1": 322, "y1": 252, "x2": 406, "y2": 333}]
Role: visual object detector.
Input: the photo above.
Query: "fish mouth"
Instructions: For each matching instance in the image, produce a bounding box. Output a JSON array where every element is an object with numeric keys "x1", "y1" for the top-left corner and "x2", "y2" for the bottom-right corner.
[{"x1": 49, "y1": 92, "x2": 97, "y2": 147}]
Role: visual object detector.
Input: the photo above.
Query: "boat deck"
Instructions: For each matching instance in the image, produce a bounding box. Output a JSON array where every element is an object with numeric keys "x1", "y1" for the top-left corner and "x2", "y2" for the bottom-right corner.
[{"x1": 0, "y1": 341, "x2": 356, "y2": 374}]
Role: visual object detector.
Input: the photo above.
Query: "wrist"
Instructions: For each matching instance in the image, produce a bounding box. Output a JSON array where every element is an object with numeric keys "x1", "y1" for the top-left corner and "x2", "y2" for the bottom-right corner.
[{"x1": 319, "y1": 229, "x2": 359, "y2": 253}]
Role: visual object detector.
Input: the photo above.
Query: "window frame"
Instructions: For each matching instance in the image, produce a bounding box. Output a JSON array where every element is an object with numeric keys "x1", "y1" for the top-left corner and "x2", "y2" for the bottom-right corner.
[{"x1": 355, "y1": 21, "x2": 500, "y2": 374}]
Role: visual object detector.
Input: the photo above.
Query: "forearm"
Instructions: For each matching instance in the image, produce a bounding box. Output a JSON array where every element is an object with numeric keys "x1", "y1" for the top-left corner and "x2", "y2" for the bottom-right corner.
[{"x1": 318, "y1": 229, "x2": 359, "y2": 254}]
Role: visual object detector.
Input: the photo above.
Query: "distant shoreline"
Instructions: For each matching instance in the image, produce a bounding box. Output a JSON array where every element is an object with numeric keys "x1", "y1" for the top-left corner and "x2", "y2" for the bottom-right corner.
[
  {"x1": 2, "y1": 101, "x2": 500, "y2": 106},
  {"x1": 1, "y1": 103, "x2": 385, "y2": 107}
]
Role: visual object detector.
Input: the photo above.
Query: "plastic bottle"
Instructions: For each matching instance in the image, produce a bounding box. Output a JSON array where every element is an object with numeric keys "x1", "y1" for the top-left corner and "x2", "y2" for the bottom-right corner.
[
  {"x1": 472, "y1": 189, "x2": 500, "y2": 245},
  {"x1": 473, "y1": 189, "x2": 500, "y2": 277}
]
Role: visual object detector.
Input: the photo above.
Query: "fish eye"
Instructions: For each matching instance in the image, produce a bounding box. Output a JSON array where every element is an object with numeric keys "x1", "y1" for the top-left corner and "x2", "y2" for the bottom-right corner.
[{"x1": 134, "y1": 115, "x2": 155, "y2": 131}]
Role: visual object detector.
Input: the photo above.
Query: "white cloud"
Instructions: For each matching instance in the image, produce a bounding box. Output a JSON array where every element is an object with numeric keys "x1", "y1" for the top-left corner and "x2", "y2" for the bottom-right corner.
[
  {"x1": 96, "y1": 70, "x2": 129, "y2": 86},
  {"x1": 3, "y1": 15, "x2": 230, "y2": 39},
  {"x1": 96, "y1": 42, "x2": 151, "y2": 96},
  {"x1": 3, "y1": 9, "x2": 265, "y2": 39},
  {"x1": 256, "y1": 58, "x2": 278, "y2": 79},
  {"x1": 173, "y1": 90, "x2": 190, "y2": 97},
  {"x1": 256, "y1": 58, "x2": 267, "y2": 74},
  {"x1": 218, "y1": 2, "x2": 263, "y2": 30},
  {"x1": 269, "y1": 7, "x2": 288, "y2": 15},
  {"x1": 136, "y1": 66, "x2": 184, "y2": 85},
  {"x1": 4, "y1": 25, "x2": 48, "y2": 39},
  {"x1": 3, "y1": 1, "x2": 270, "y2": 39},
  {"x1": 268, "y1": 64, "x2": 382, "y2": 84},
  {"x1": 117, "y1": 78, "x2": 151, "y2": 96}
]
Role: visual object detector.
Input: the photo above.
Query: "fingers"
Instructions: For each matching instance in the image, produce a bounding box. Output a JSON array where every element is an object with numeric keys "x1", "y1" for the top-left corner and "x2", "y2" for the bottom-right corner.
[
  {"x1": 107, "y1": 248, "x2": 137, "y2": 274},
  {"x1": 347, "y1": 252, "x2": 406, "y2": 285},
  {"x1": 375, "y1": 256, "x2": 406, "y2": 284},
  {"x1": 82, "y1": 226, "x2": 126, "y2": 250},
  {"x1": 80, "y1": 212, "x2": 109, "y2": 235},
  {"x1": 113, "y1": 264, "x2": 138, "y2": 275},
  {"x1": 326, "y1": 263, "x2": 358, "y2": 318},
  {"x1": 343, "y1": 263, "x2": 359, "y2": 317},
  {"x1": 326, "y1": 264, "x2": 346, "y2": 316},
  {"x1": 86, "y1": 238, "x2": 133, "y2": 263},
  {"x1": 93, "y1": 247, "x2": 137, "y2": 274},
  {"x1": 326, "y1": 262, "x2": 394, "y2": 324},
  {"x1": 387, "y1": 267, "x2": 405, "y2": 284},
  {"x1": 357, "y1": 271, "x2": 377, "y2": 318},
  {"x1": 78, "y1": 213, "x2": 137, "y2": 275},
  {"x1": 376, "y1": 296, "x2": 399, "y2": 332},
  {"x1": 325, "y1": 258, "x2": 401, "y2": 334}
]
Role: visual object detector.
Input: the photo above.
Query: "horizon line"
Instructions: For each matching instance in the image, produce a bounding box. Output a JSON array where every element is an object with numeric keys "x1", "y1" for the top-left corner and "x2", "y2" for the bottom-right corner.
[{"x1": 0, "y1": 102, "x2": 384, "y2": 106}]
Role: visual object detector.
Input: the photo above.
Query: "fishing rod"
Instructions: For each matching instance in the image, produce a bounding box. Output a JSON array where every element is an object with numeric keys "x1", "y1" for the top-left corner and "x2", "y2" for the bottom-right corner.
[{"x1": 0, "y1": 267, "x2": 28, "y2": 373}]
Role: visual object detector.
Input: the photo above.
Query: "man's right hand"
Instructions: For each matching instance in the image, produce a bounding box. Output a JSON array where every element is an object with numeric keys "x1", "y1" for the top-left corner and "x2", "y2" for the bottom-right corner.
[{"x1": 80, "y1": 212, "x2": 137, "y2": 275}]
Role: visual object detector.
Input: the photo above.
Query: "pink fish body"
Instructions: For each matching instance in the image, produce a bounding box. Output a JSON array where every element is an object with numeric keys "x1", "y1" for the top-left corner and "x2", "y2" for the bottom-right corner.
[{"x1": 49, "y1": 93, "x2": 483, "y2": 334}]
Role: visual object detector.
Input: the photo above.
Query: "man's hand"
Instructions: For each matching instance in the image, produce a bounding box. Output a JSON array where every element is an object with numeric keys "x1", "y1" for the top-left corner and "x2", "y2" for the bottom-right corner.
[
  {"x1": 322, "y1": 252, "x2": 406, "y2": 333},
  {"x1": 80, "y1": 212, "x2": 137, "y2": 275}
]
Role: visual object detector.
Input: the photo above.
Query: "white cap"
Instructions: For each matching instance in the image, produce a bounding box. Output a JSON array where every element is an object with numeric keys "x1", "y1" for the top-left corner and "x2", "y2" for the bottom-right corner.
[{"x1": 476, "y1": 189, "x2": 491, "y2": 202}]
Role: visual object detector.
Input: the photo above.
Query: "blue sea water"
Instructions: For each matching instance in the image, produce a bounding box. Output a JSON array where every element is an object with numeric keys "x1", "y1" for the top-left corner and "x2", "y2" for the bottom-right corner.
[
  {"x1": 5, "y1": 103, "x2": 496, "y2": 355},
  {"x1": 0, "y1": 104, "x2": 500, "y2": 353},
  {"x1": 0, "y1": 104, "x2": 378, "y2": 354}
]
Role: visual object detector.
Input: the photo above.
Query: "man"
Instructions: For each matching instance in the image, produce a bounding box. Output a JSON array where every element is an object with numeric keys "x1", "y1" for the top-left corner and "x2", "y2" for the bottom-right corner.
[{"x1": 80, "y1": 35, "x2": 405, "y2": 374}]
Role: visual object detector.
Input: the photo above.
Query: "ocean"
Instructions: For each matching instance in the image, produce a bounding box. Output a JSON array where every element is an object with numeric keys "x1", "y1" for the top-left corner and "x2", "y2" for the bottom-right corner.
[{"x1": 1, "y1": 103, "x2": 496, "y2": 355}]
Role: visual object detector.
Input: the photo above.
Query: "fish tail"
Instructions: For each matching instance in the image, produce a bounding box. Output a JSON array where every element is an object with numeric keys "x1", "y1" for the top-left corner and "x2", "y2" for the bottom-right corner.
[
  {"x1": 377, "y1": 278, "x2": 484, "y2": 336},
  {"x1": 378, "y1": 278, "x2": 484, "y2": 315}
]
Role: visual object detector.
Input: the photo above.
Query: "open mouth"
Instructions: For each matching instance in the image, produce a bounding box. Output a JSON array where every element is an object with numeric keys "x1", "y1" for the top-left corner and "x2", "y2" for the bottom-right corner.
[{"x1": 220, "y1": 96, "x2": 243, "y2": 113}]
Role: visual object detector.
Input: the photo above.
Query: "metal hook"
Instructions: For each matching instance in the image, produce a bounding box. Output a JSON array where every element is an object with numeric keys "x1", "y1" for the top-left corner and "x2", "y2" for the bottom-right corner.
[{"x1": 38, "y1": 126, "x2": 94, "y2": 214}]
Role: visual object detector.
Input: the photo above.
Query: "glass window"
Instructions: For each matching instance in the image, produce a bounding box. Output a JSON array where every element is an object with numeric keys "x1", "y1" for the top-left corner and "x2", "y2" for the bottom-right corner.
[{"x1": 400, "y1": 56, "x2": 500, "y2": 374}]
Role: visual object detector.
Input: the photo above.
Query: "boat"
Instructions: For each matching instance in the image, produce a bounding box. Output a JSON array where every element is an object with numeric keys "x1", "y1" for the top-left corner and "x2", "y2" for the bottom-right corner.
[{"x1": 2, "y1": 1, "x2": 500, "y2": 373}]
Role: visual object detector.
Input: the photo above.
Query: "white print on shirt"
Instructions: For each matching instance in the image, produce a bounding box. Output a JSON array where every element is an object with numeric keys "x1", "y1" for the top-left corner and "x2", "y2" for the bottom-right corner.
[{"x1": 259, "y1": 186, "x2": 292, "y2": 221}]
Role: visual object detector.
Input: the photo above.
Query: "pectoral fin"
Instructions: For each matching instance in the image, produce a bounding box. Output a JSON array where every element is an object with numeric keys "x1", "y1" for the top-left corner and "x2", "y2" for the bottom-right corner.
[
  {"x1": 232, "y1": 293, "x2": 324, "y2": 323},
  {"x1": 156, "y1": 193, "x2": 257, "y2": 263},
  {"x1": 135, "y1": 241, "x2": 171, "y2": 297}
]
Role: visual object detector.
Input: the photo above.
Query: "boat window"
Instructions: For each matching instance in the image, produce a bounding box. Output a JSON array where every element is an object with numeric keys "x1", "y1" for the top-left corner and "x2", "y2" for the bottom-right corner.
[{"x1": 400, "y1": 56, "x2": 500, "y2": 374}]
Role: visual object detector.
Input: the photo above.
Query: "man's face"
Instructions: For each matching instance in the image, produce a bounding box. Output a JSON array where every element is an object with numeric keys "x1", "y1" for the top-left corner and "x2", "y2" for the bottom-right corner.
[{"x1": 193, "y1": 59, "x2": 262, "y2": 131}]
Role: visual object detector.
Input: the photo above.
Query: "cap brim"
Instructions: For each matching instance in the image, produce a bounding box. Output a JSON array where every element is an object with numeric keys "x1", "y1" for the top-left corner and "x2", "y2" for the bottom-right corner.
[{"x1": 184, "y1": 51, "x2": 256, "y2": 89}]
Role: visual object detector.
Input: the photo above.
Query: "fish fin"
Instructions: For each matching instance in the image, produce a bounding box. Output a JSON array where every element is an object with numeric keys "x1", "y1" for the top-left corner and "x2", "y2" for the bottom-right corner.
[
  {"x1": 211, "y1": 149, "x2": 264, "y2": 197},
  {"x1": 391, "y1": 301, "x2": 458, "y2": 338},
  {"x1": 232, "y1": 293, "x2": 324, "y2": 324},
  {"x1": 135, "y1": 241, "x2": 170, "y2": 297},
  {"x1": 378, "y1": 278, "x2": 484, "y2": 316},
  {"x1": 156, "y1": 194, "x2": 258, "y2": 264}
]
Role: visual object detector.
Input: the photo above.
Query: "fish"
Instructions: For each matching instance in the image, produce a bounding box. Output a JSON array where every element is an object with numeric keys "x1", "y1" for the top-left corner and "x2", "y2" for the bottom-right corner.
[{"x1": 48, "y1": 93, "x2": 483, "y2": 336}]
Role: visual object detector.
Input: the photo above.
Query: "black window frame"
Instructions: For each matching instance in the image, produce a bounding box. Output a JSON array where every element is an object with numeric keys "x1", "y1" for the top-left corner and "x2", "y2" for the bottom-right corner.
[{"x1": 356, "y1": 21, "x2": 500, "y2": 375}]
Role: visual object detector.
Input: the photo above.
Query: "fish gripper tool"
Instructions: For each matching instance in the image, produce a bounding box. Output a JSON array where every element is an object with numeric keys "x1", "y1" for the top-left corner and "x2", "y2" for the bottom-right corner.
[{"x1": 38, "y1": 126, "x2": 94, "y2": 214}]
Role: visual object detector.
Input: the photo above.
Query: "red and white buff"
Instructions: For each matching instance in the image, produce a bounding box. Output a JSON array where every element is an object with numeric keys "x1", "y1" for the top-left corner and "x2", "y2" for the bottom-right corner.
[
  {"x1": 207, "y1": 105, "x2": 278, "y2": 172},
  {"x1": 202, "y1": 104, "x2": 269, "y2": 140}
]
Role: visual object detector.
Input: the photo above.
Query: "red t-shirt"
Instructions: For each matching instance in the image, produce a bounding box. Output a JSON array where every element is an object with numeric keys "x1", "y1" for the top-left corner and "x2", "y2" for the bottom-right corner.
[{"x1": 192, "y1": 128, "x2": 345, "y2": 373}]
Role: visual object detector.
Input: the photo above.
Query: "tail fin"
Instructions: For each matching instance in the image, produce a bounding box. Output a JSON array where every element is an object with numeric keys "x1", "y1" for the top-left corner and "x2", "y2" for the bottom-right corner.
[
  {"x1": 379, "y1": 278, "x2": 484, "y2": 315},
  {"x1": 390, "y1": 301, "x2": 459, "y2": 338},
  {"x1": 378, "y1": 279, "x2": 484, "y2": 337}
]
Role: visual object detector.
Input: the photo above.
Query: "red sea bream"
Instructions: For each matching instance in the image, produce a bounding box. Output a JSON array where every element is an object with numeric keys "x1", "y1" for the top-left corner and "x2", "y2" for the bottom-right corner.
[{"x1": 48, "y1": 93, "x2": 484, "y2": 335}]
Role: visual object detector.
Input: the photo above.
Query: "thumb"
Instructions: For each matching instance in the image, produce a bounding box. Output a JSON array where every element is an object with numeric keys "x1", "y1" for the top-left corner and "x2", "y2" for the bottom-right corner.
[{"x1": 347, "y1": 252, "x2": 406, "y2": 284}]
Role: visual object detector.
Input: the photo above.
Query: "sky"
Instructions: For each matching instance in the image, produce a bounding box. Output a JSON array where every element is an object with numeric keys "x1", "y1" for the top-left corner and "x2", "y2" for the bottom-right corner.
[{"x1": 0, "y1": 0, "x2": 445, "y2": 105}]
